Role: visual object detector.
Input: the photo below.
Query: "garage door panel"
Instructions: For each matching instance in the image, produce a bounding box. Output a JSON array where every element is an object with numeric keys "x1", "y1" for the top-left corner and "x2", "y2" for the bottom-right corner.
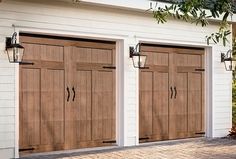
[
  {"x1": 143, "y1": 52, "x2": 169, "y2": 66},
  {"x1": 92, "y1": 70, "x2": 115, "y2": 141},
  {"x1": 74, "y1": 47, "x2": 92, "y2": 63},
  {"x1": 188, "y1": 73, "x2": 203, "y2": 133},
  {"x1": 75, "y1": 70, "x2": 92, "y2": 142},
  {"x1": 41, "y1": 69, "x2": 65, "y2": 145},
  {"x1": 91, "y1": 49, "x2": 113, "y2": 64},
  {"x1": 139, "y1": 71, "x2": 153, "y2": 137},
  {"x1": 176, "y1": 54, "x2": 202, "y2": 67},
  {"x1": 73, "y1": 47, "x2": 113, "y2": 65},
  {"x1": 153, "y1": 72, "x2": 169, "y2": 137},
  {"x1": 22, "y1": 43, "x2": 41, "y2": 61},
  {"x1": 41, "y1": 45, "x2": 64, "y2": 62},
  {"x1": 20, "y1": 68, "x2": 41, "y2": 147},
  {"x1": 172, "y1": 72, "x2": 188, "y2": 137}
]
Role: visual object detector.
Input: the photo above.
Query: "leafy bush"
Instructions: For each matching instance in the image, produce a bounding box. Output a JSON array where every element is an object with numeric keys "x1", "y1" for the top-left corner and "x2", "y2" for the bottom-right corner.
[
  {"x1": 233, "y1": 81, "x2": 236, "y2": 125},
  {"x1": 233, "y1": 104, "x2": 236, "y2": 125},
  {"x1": 228, "y1": 125, "x2": 236, "y2": 139}
]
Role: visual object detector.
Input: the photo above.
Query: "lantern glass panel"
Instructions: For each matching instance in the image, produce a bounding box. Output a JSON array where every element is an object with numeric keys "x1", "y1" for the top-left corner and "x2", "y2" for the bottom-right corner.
[
  {"x1": 139, "y1": 55, "x2": 147, "y2": 68},
  {"x1": 132, "y1": 55, "x2": 140, "y2": 68},
  {"x1": 6, "y1": 47, "x2": 14, "y2": 63},
  {"x1": 224, "y1": 60, "x2": 232, "y2": 71},
  {"x1": 14, "y1": 47, "x2": 24, "y2": 62}
]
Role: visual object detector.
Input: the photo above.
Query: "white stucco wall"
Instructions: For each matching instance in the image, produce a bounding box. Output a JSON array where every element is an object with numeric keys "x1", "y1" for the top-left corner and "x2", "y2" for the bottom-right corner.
[{"x1": 0, "y1": 0, "x2": 232, "y2": 158}]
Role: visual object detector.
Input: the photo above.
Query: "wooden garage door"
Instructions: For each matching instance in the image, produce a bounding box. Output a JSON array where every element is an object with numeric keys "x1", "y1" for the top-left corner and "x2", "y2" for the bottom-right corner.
[
  {"x1": 139, "y1": 45, "x2": 204, "y2": 142},
  {"x1": 19, "y1": 34, "x2": 116, "y2": 154}
]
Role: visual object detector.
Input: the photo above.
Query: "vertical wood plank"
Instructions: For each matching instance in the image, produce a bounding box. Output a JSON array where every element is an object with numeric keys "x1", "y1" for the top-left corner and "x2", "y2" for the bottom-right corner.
[
  {"x1": 41, "y1": 69, "x2": 65, "y2": 145},
  {"x1": 76, "y1": 71, "x2": 92, "y2": 142},
  {"x1": 153, "y1": 72, "x2": 169, "y2": 138},
  {"x1": 139, "y1": 71, "x2": 153, "y2": 138},
  {"x1": 20, "y1": 68, "x2": 40, "y2": 147},
  {"x1": 188, "y1": 73, "x2": 202, "y2": 133},
  {"x1": 171, "y1": 72, "x2": 188, "y2": 139}
]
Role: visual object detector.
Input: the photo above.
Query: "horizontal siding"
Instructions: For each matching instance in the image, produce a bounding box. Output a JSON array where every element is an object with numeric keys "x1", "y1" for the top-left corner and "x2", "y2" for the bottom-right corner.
[
  {"x1": 0, "y1": 7, "x2": 16, "y2": 155},
  {"x1": 0, "y1": 148, "x2": 14, "y2": 159},
  {"x1": 0, "y1": 124, "x2": 15, "y2": 133},
  {"x1": 0, "y1": 116, "x2": 15, "y2": 124},
  {"x1": 0, "y1": 76, "x2": 15, "y2": 84},
  {"x1": 0, "y1": 108, "x2": 15, "y2": 116},
  {"x1": 0, "y1": 140, "x2": 14, "y2": 149},
  {"x1": 0, "y1": 92, "x2": 15, "y2": 100},
  {"x1": 0, "y1": 100, "x2": 14, "y2": 107},
  {"x1": 213, "y1": 45, "x2": 232, "y2": 136},
  {"x1": 0, "y1": 68, "x2": 15, "y2": 76},
  {"x1": 0, "y1": 0, "x2": 232, "y2": 156}
]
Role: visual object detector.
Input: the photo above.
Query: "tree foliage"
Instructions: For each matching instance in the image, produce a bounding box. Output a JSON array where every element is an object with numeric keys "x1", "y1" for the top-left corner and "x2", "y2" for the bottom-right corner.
[{"x1": 150, "y1": 0, "x2": 234, "y2": 46}]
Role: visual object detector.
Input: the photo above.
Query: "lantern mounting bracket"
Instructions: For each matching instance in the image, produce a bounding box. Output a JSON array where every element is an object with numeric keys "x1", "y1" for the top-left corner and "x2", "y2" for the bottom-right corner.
[
  {"x1": 5, "y1": 37, "x2": 12, "y2": 50},
  {"x1": 129, "y1": 46, "x2": 135, "y2": 58}
]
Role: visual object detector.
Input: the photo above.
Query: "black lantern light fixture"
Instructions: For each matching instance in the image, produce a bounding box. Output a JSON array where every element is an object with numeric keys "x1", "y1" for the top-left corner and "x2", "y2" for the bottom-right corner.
[
  {"x1": 5, "y1": 32, "x2": 25, "y2": 63},
  {"x1": 221, "y1": 50, "x2": 236, "y2": 71},
  {"x1": 129, "y1": 43, "x2": 147, "y2": 69}
]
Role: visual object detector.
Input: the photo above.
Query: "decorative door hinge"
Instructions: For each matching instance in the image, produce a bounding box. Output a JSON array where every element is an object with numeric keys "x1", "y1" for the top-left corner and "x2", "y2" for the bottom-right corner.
[
  {"x1": 19, "y1": 62, "x2": 34, "y2": 65},
  {"x1": 139, "y1": 137, "x2": 150, "y2": 140},
  {"x1": 103, "y1": 66, "x2": 116, "y2": 69},
  {"x1": 103, "y1": 140, "x2": 116, "y2": 143},
  {"x1": 195, "y1": 68, "x2": 205, "y2": 72},
  {"x1": 139, "y1": 67, "x2": 149, "y2": 69},
  {"x1": 19, "y1": 147, "x2": 35, "y2": 152},
  {"x1": 195, "y1": 132, "x2": 205, "y2": 135}
]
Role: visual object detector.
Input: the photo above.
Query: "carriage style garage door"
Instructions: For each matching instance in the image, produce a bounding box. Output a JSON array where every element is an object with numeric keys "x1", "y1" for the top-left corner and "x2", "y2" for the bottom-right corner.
[
  {"x1": 139, "y1": 45, "x2": 205, "y2": 142},
  {"x1": 19, "y1": 34, "x2": 116, "y2": 154}
]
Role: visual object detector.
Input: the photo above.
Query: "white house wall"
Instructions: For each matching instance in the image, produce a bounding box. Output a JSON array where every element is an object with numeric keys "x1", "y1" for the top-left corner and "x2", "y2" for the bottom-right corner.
[{"x1": 0, "y1": 0, "x2": 233, "y2": 158}]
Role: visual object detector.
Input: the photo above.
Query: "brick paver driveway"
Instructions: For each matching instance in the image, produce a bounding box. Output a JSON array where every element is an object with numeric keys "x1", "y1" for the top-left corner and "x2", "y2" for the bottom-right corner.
[{"x1": 21, "y1": 138, "x2": 236, "y2": 159}]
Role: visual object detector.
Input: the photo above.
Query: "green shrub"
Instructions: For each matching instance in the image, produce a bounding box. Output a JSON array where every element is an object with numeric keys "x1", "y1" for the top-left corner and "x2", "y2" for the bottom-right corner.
[
  {"x1": 233, "y1": 81, "x2": 236, "y2": 125},
  {"x1": 233, "y1": 105, "x2": 236, "y2": 125}
]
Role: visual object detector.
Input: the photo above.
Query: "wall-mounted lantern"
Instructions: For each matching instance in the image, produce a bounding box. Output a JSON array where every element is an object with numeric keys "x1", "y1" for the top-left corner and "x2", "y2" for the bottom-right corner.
[
  {"x1": 129, "y1": 43, "x2": 147, "y2": 69},
  {"x1": 5, "y1": 32, "x2": 33, "y2": 65},
  {"x1": 221, "y1": 50, "x2": 236, "y2": 71},
  {"x1": 5, "y1": 32, "x2": 25, "y2": 63}
]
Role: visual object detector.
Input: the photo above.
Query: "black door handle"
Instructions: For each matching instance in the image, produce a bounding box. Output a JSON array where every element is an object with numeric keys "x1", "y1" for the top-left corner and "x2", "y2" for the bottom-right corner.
[
  {"x1": 170, "y1": 87, "x2": 173, "y2": 99},
  {"x1": 72, "y1": 86, "x2": 75, "y2": 101},
  {"x1": 174, "y1": 86, "x2": 177, "y2": 99},
  {"x1": 66, "y1": 87, "x2": 70, "y2": 102}
]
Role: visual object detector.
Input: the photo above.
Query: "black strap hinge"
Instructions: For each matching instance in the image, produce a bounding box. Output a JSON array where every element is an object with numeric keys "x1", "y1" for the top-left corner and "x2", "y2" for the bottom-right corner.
[
  {"x1": 103, "y1": 66, "x2": 116, "y2": 69},
  {"x1": 195, "y1": 132, "x2": 205, "y2": 135},
  {"x1": 139, "y1": 67, "x2": 150, "y2": 69},
  {"x1": 19, "y1": 61, "x2": 34, "y2": 65},
  {"x1": 103, "y1": 140, "x2": 116, "y2": 143},
  {"x1": 139, "y1": 137, "x2": 150, "y2": 140},
  {"x1": 195, "y1": 68, "x2": 205, "y2": 72},
  {"x1": 19, "y1": 147, "x2": 35, "y2": 152}
]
